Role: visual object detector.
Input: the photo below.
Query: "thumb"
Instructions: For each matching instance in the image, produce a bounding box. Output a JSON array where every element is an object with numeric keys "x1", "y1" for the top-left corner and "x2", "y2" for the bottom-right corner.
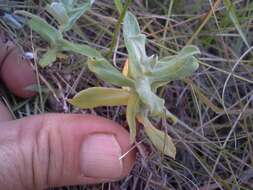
[
  {"x1": 0, "y1": 100, "x2": 12, "y2": 122},
  {"x1": 0, "y1": 114, "x2": 135, "y2": 190}
]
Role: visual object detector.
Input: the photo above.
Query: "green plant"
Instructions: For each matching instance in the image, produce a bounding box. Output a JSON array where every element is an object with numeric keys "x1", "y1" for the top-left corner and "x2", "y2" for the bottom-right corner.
[
  {"x1": 46, "y1": 0, "x2": 95, "y2": 32},
  {"x1": 16, "y1": 0, "x2": 99, "y2": 67},
  {"x1": 68, "y1": 12, "x2": 200, "y2": 158},
  {"x1": 18, "y1": 2, "x2": 199, "y2": 158}
]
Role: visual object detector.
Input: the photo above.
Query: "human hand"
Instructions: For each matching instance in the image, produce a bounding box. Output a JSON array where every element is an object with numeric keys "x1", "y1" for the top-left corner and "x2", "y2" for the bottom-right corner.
[{"x1": 0, "y1": 39, "x2": 135, "y2": 190}]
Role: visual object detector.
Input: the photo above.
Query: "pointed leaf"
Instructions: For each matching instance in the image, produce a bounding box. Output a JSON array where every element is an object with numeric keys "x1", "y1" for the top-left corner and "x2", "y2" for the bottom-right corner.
[
  {"x1": 142, "y1": 117, "x2": 176, "y2": 158},
  {"x1": 46, "y1": 2, "x2": 69, "y2": 27},
  {"x1": 126, "y1": 93, "x2": 139, "y2": 143},
  {"x1": 155, "y1": 45, "x2": 200, "y2": 69},
  {"x1": 88, "y1": 58, "x2": 135, "y2": 88},
  {"x1": 123, "y1": 11, "x2": 141, "y2": 39},
  {"x1": 39, "y1": 49, "x2": 57, "y2": 67},
  {"x1": 63, "y1": 5, "x2": 93, "y2": 32},
  {"x1": 59, "y1": 39, "x2": 102, "y2": 58},
  {"x1": 126, "y1": 35, "x2": 149, "y2": 71},
  {"x1": 16, "y1": 11, "x2": 62, "y2": 45},
  {"x1": 123, "y1": 12, "x2": 147, "y2": 78},
  {"x1": 47, "y1": 0, "x2": 95, "y2": 32},
  {"x1": 152, "y1": 57, "x2": 199, "y2": 88},
  {"x1": 68, "y1": 87, "x2": 130, "y2": 109},
  {"x1": 151, "y1": 46, "x2": 200, "y2": 87},
  {"x1": 180, "y1": 45, "x2": 200, "y2": 57}
]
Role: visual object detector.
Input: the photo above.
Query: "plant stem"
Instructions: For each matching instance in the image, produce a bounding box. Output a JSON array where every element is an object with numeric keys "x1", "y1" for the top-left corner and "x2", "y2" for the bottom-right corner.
[{"x1": 107, "y1": 0, "x2": 133, "y2": 58}]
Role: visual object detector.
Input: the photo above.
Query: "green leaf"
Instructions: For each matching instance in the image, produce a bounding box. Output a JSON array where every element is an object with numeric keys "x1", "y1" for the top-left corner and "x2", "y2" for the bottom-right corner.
[
  {"x1": 155, "y1": 45, "x2": 200, "y2": 68},
  {"x1": 126, "y1": 93, "x2": 139, "y2": 143},
  {"x1": 114, "y1": 0, "x2": 123, "y2": 14},
  {"x1": 123, "y1": 12, "x2": 147, "y2": 78},
  {"x1": 123, "y1": 11, "x2": 141, "y2": 38},
  {"x1": 60, "y1": 0, "x2": 75, "y2": 7},
  {"x1": 63, "y1": 2, "x2": 94, "y2": 32},
  {"x1": 46, "y1": 2, "x2": 69, "y2": 28},
  {"x1": 126, "y1": 35, "x2": 149, "y2": 71},
  {"x1": 59, "y1": 39, "x2": 102, "y2": 58},
  {"x1": 223, "y1": 0, "x2": 249, "y2": 47},
  {"x1": 16, "y1": 11, "x2": 62, "y2": 45},
  {"x1": 88, "y1": 58, "x2": 135, "y2": 88},
  {"x1": 68, "y1": 87, "x2": 130, "y2": 109},
  {"x1": 180, "y1": 45, "x2": 201, "y2": 57},
  {"x1": 151, "y1": 45, "x2": 200, "y2": 87},
  {"x1": 39, "y1": 49, "x2": 57, "y2": 67},
  {"x1": 47, "y1": 0, "x2": 95, "y2": 32},
  {"x1": 135, "y1": 78, "x2": 164, "y2": 116},
  {"x1": 142, "y1": 117, "x2": 176, "y2": 158}
]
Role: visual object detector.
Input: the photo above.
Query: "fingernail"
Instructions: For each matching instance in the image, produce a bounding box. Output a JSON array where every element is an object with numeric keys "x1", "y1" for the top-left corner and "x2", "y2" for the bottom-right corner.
[{"x1": 80, "y1": 134, "x2": 123, "y2": 179}]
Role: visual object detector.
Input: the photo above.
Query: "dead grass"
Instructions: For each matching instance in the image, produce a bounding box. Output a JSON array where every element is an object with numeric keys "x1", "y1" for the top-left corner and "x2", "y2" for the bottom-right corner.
[{"x1": 1, "y1": 0, "x2": 253, "y2": 189}]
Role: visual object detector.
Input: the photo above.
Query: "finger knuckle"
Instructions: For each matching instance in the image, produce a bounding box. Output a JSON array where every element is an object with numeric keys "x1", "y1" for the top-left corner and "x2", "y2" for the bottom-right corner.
[{"x1": 31, "y1": 115, "x2": 64, "y2": 189}]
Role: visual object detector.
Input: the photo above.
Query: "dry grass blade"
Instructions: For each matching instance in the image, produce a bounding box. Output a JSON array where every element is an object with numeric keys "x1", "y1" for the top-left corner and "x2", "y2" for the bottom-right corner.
[
  {"x1": 2, "y1": 0, "x2": 253, "y2": 189},
  {"x1": 223, "y1": 0, "x2": 249, "y2": 48}
]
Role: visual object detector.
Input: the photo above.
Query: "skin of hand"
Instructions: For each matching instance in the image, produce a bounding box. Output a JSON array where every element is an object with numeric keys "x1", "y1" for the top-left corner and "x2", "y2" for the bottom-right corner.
[{"x1": 0, "y1": 39, "x2": 136, "y2": 190}]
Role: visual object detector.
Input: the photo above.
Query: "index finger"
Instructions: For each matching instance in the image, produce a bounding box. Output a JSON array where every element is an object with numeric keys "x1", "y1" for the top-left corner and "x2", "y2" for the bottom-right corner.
[{"x1": 0, "y1": 38, "x2": 37, "y2": 98}]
